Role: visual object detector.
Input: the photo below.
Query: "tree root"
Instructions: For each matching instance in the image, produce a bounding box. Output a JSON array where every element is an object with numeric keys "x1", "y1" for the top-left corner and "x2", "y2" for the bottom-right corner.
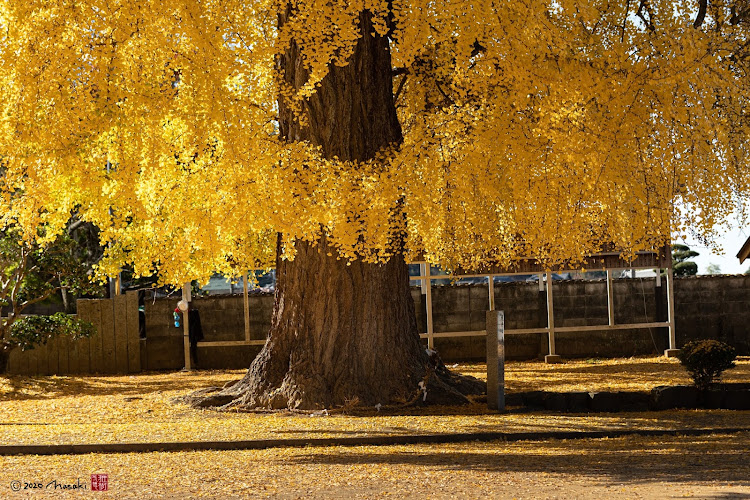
[
  {"x1": 182, "y1": 350, "x2": 486, "y2": 411},
  {"x1": 408, "y1": 349, "x2": 486, "y2": 406}
]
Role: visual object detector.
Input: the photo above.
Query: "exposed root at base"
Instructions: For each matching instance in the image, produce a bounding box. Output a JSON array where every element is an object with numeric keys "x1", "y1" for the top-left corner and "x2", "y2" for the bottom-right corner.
[{"x1": 182, "y1": 351, "x2": 486, "y2": 411}]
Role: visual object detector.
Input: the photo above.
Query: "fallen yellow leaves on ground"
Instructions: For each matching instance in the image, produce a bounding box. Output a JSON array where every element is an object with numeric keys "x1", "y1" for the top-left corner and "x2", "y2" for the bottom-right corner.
[
  {"x1": 461, "y1": 355, "x2": 750, "y2": 391},
  {"x1": 0, "y1": 357, "x2": 748, "y2": 447},
  {"x1": 0, "y1": 433, "x2": 749, "y2": 499}
]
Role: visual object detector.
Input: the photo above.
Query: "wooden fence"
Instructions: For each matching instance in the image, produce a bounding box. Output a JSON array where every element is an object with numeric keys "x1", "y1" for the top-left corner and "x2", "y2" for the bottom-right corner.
[{"x1": 7, "y1": 292, "x2": 141, "y2": 375}]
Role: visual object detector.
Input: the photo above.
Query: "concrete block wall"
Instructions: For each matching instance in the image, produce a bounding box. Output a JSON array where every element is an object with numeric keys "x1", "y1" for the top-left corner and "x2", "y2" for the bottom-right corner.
[
  {"x1": 420, "y1": 278, "x2": 666, "y2": 360},
  {"x1": 547, "y1": 278, "x2": 668, "y2": 359},
  {"x1": 674, "y1": 275, "x2": 750, "y2": 354},
  {"x1": 142, "y1": 294, "x2": 273, "y2": 370},
  {"x1": 140, "y1": 275, "x2": 750, "y2": 369}
]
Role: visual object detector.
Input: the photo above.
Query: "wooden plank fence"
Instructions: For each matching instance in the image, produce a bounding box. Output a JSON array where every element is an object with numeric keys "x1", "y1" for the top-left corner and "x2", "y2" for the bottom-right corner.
[{"x1": 7, "y1": 291, "x2": 141, "y2": 375}]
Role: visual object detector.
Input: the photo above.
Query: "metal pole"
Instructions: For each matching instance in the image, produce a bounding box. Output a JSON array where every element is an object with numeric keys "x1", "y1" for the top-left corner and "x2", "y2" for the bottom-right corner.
[
  {"x1": 182, "y1": 282, "x2": 192, "y2": 370},
  {"x1": 545, "y1": 272, "x2": 560, "y2": 363},
  {"x1": 425, "y1": 264, "x2": 434, "y2": 350},
  {"x1": 243, "y1": 273, "x2": 251, "y2": 342},
  {"x1": 606, "y1": 269, "x2": 615, "y2": 326},
  {"x1": 664, "y1": 268, "x2": 678, "y2": 357}
]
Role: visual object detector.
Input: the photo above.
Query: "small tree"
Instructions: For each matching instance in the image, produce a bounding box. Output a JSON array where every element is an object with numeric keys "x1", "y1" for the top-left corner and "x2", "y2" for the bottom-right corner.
[
  {"x1": 63, "y1": 218, "x2": 106, "y2": 310},
  {"x1": 704, "y1": 263, "x2": 722, "y2": 275},
  {"x1": 0, "y1": 224, "x2": 100, "y2": 373},
  {"x1": 677, "y1": 340, "x2": 737, "y2": 390},
  {"x1": 672, "y1": 244, "x2": 699, "y2": 277}
]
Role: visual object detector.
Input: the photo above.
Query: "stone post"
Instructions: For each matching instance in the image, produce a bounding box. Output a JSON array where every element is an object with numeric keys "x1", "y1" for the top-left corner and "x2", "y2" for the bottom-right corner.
[{"x1": 486, "y1": 310, "x2": 505, "y2": 411}]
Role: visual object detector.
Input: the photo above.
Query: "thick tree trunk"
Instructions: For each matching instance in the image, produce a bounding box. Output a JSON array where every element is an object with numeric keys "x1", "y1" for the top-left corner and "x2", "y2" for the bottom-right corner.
[
  {"x1": 188, "y1": 10, "x2": 484, "y2": 410},
  {"x1": 0, "y1": 323, "x2": 9, "y2": 374},
  {"x1": 227, "y1": 237, "x2": 428, "y2": 409},
  {"x1": 277, "y1": 11, "x2": 402, "y2": 161},
  {"x1": 0, "y1": 350, "x2": 9, "y2": 374}
]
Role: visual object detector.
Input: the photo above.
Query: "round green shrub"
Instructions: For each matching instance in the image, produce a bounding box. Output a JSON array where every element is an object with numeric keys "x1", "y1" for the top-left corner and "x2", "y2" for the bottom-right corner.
[{"x1": 677, "y1": 340, "x2": 737, "y2": 390}]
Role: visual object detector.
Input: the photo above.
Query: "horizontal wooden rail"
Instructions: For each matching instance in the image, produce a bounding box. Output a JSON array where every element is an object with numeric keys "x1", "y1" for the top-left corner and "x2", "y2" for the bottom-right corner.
[
  {"x1": 420, "y1": 322, "x2": 670, "y2": 338},
  {"x1": 196, "y1": 340, "x2": 266, "y2": 347}
]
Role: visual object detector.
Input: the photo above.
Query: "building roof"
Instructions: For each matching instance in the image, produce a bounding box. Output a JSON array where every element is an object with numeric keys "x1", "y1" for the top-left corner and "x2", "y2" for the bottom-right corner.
[
  {"x1": 737, "y1": 236, "x2": 750, "y2": 264},
  {"x1": 450, "y1": 246, "x2": 672, "y2": 275}
]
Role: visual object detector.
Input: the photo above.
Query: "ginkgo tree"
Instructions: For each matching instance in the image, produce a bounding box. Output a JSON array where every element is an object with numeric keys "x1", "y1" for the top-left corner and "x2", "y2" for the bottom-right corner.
[{"x1": 0, "y1": 0, "x2": 748, "y2": 409}]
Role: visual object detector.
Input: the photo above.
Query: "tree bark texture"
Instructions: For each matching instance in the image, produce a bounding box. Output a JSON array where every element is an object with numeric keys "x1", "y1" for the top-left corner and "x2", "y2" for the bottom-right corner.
[
  {"x1": 227, "y1": 236, "x2": 428, "y2": 409},
  {"x1": 0, "y1": 324, "x2": 10, "y2": 374},
  {"x1": 188, "y1": 10, "x2": 484, "y2": 410},
  {"x1": 277, "y1": 10, "x2": 402, "y2": 160},
  {"x1": 0, "y1": 351, "x2": 8, "y2": 374}
]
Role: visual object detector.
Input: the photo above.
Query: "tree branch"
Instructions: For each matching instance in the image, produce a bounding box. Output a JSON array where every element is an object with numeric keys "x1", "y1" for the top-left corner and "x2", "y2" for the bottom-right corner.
[
  {"x1": 9, "y1": 246, "x2": 28, "y2": 310},
  {"x1": 18, "y1": 285, "x2": 59, "y2": 311},
  {"x1": 694, "y1": 0, "x2": 708, "y2": 28},
  {"x1": 66, "y1": 218, "x2": 86, "y2": 234},
  {"x1": 621, "y1": 0, "x2": 631, "y2": 42},
  {"x1": 434, "y1": 80, "x2": 454, "y2": 107},
  {"x1": 730, "y1": 3, "x2": 750, "y2": 25},
  {"x1": 636, "y1": 0, "x2": 656, "y2": 32},
  {"x1": 394, "y1": 74, "x2": 408, "y2": 105}
]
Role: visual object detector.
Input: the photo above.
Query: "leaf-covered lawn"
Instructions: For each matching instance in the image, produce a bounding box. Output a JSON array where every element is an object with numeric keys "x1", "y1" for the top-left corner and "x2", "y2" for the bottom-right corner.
[
  {"x1": 461, "y1": 355, "x2": 750, "y2": 391},
  {"x1": 0, "y1": 357, "x2": 748, "y2": 447},
  {"x1": 1, "y1": 433, "x2": 749, "y2": 499}
]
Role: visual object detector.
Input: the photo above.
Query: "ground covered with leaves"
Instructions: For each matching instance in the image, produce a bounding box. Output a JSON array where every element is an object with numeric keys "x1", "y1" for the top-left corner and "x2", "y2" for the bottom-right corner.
[
  {"x1": 1, "y1": 357, "x2": 749, "y2": 498},
  {"x1": 0, "y1": 357, "x2": 748, "y2": 446},
  {"x1": 0, "y1": 433, "x2": 748, "y2": 498}
]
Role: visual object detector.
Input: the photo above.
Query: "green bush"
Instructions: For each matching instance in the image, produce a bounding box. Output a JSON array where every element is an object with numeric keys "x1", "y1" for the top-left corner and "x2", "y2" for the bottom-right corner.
[
  {"x1": 677, "y1": 340, "x2": 737, "y2": 390},
  {"x1": 9, "y1": 313, "x2": 95, "y2": 351}
]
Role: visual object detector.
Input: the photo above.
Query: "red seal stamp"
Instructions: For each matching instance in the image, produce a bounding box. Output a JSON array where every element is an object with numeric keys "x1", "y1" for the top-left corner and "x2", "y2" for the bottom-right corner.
[{"x1": 90, "y1": 474, "x2": 108, "y2": 491}]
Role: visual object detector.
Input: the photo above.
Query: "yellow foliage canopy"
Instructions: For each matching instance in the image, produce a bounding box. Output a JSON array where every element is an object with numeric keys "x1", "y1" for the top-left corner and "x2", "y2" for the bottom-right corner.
[{"x1": 0, "y1": 0, "x2": 748, "y2": 284}]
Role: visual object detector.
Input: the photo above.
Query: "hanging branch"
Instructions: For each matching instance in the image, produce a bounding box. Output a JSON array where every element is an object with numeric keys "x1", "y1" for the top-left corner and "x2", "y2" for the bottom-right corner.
[
  {"x1": 621, "y1": 0, "x2": 631, "y2": 42},
  {"x1": 394, "y1": 74, "x2": 408, "y2": 105},
  {"x1": 694, "y1": 0, "x2": 708, "y2": 28},
  {"x1": 730, "y1": 2, "x2": 750, "y2": 25},
  {"x1": 636, "y1": 0, "x2": 656, "y2": 32}
]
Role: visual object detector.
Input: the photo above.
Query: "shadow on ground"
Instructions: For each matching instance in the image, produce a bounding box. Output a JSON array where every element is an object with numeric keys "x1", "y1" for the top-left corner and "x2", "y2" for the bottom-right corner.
[
  {"x1": 0, "y1": 370, "x2": 244, "y2": 401},
  {"x1": 283, "y1": 432, "x2": 750, "y2": 487}
]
